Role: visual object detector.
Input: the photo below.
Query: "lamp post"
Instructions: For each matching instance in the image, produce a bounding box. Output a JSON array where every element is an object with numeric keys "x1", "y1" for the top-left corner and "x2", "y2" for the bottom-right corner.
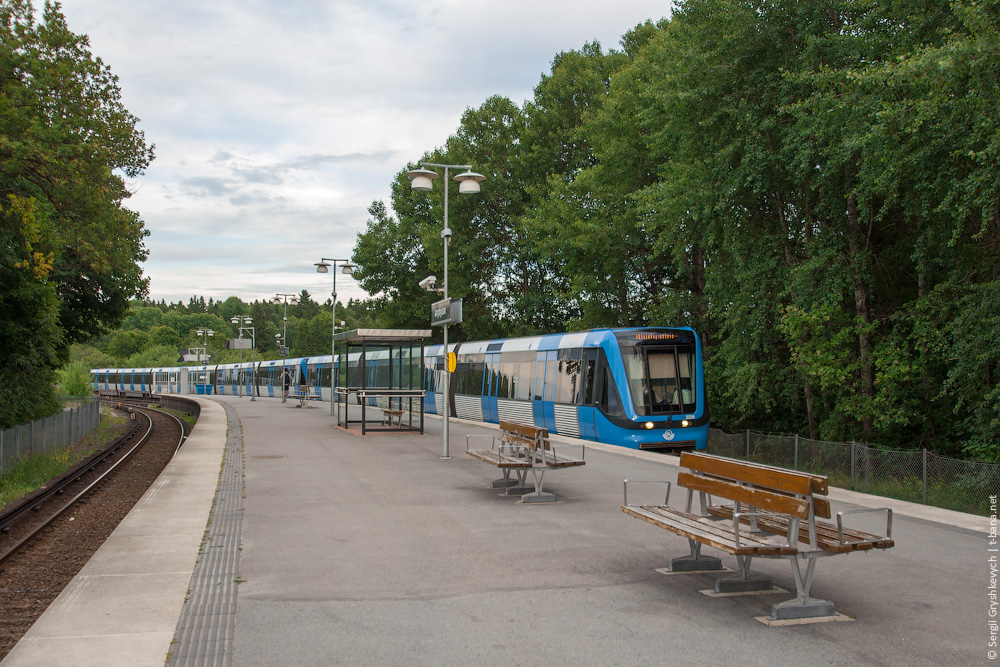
[
  {"x1": 406, "y1": 161, "x2": 485, "y2": 459},
  {"x1": 315, "y1": 258, "x2": 356, "y2": 416},
  {"x1": 272, "y1": 293, "x2": 299, "y2": 356},
  {"x1": 195, "y1": 329, "x2": 214, "y2": 365},
  {"x1": 230, "y1": 316, "x2": 256, "y2": 401}
]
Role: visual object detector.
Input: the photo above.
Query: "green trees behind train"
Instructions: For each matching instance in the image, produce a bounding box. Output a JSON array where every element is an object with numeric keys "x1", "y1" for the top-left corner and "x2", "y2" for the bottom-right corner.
[{"x1": 352, "y1": 0, "x2": 1000, "y2": 459}]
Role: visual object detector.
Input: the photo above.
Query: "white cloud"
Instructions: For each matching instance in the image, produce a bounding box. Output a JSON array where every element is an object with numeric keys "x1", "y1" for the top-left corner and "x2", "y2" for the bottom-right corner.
[{"x1": 54, "y1": 0, "x2": 672, "y2": 305}]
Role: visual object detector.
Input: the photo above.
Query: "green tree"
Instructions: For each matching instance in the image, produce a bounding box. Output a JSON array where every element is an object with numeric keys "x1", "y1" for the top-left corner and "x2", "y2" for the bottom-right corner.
[{"x1": 0, "y1": 0, "x2": 153, "y2": 425}]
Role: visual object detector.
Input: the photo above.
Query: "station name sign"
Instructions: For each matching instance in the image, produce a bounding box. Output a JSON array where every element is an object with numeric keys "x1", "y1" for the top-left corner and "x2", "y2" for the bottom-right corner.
[{"x1": 431, "y1": 298, "x2": 463, "y2": 326}]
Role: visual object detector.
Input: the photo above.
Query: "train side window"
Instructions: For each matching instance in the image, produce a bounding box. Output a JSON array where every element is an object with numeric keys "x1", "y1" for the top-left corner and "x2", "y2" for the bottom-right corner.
[
  {"x1": 597, "y1": 357, "x2": 625, "y2": 418},
  {"x1": 554, "y1": 348, "x2": 582, "y2": 404},
  {"x1": 582, "y1": 349, "x2": 599, "y2": 405},
  {"x1": 533, "y1": 357, "x2": 545, "y2": 401}
]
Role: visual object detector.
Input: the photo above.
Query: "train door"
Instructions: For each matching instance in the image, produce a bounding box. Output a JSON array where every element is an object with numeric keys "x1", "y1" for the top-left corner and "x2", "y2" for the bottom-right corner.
[
  {"x1": 423, "y1": 352, "x2": 439, "y2": 414},
  {"x1": 577, "y1": 349, "x2": 600, "y2": 441},
  {"x1": 532, "y1": 350, "x2": 557, "y2": 432},
  {"x1": 482, "y1": 353, "x2": 500, "y2": 424}
]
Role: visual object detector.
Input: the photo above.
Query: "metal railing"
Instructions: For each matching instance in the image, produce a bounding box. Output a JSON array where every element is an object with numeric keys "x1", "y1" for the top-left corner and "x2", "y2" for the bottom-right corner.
[
  {"x1": 708, "y1": 428, "x2": 1000, "y2": 517},
  {"x1": 0, "y1": 398, "x2": 102, "y2": 476}
]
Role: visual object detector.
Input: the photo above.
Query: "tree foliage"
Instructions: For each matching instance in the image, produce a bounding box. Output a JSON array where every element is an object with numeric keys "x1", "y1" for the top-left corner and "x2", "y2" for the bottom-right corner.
[
  {"x1": 0, "y1": 0, "x2": 153, "y2": 428},
  {"x1": 350, "y1": 0, "x2": 1000, "y2": 459}
]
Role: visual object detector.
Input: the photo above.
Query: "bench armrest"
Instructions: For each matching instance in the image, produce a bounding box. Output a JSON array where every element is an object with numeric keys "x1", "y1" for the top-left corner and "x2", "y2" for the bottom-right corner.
[
  {"x1": 465, "y1": 434, "x2": 495, "y2": 452},
  {"x1": 623, "y1": 479, "x2": 671, "y2": 508},
  {"x1": 836, "y1": 508, "x2": 893, "y2": 545},
  {"x1": 549, "y1": 443, "x2": 585, "y2": 462}
]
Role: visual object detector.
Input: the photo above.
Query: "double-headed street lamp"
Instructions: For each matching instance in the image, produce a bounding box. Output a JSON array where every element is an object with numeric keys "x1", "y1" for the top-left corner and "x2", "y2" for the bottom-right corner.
[
  {"x1": 406, "y1": 161, "x2": 485, "y2": 459},
  {"x1": 195, "y1": 329, "x2": 214, "y2": 365},
  {"x1": 272, "y1": 293, "x2": 299, "y2": 356},
  {"x1": 230, "y1": 316, "x2": 256, "y2": 400},
  {"x1": 315, "y1": 258, "x2": 355, "y2": 416}
]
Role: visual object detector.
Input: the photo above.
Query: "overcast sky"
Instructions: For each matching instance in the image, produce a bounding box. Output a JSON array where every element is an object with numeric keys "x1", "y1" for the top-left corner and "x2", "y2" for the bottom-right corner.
[{"x1": 55, "y1": 0, "x2": 671, "y2": 307}]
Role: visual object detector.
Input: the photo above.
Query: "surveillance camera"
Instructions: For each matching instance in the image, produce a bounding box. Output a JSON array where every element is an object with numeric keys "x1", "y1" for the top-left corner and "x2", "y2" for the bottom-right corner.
[{"x1": 419, "y1": 275, "x2": 437, "y2": 290}]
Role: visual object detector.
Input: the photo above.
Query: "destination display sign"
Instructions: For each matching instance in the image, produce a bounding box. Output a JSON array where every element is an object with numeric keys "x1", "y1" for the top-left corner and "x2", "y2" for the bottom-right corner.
[{"x1": 616, "y1": 329, "x2": 694, "y2": 345}]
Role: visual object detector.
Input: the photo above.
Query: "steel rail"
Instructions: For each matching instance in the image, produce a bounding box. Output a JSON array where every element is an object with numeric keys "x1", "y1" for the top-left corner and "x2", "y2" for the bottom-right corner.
[{"x1": 0, "y1": 406, "x2": 182, "y2": 567}]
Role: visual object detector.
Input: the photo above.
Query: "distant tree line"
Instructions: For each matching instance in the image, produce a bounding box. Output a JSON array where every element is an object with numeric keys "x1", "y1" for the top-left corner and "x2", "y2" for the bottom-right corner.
[
  {"x1": 71, "y1": 292, "x2": 371, "y2": 371},
  {"x1": 351, "y1": 0, "x2": 1000, "y2": 460}
]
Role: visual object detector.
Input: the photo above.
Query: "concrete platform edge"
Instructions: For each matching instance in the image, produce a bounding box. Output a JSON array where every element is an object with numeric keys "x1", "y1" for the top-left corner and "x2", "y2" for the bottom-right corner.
[{"x1": 1, "y1": 396, "x2": 227, "y2": 667}]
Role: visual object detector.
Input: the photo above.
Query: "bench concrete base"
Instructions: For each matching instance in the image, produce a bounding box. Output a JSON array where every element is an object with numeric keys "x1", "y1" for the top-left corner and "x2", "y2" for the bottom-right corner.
[
  {"x1": 519, "y1": 490, "x2": 556, "y2": 504},
  {"x1": 715, "y1": 572, "x2": 774, "y2": 593},
  {"x1": 490, "y1": 477, "x2": 520, "y2": 488},
  {"x1": 668, "y1": 555, "x2": 724, "y2": 573},
  {"x1": 771, "y1": 596, "x2": 837, "y2": 621}
]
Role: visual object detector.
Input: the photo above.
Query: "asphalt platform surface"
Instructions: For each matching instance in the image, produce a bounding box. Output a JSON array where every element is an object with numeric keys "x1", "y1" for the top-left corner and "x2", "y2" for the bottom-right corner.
[{"x1": 2, "y1": 395, "x2": 990, "y2": 666}]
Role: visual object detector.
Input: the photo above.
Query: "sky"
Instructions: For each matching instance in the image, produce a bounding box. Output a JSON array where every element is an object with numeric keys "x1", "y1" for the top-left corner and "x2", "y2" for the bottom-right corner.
[{"x1": 54, "y1": 0, "x2": 672, "y2": 307}]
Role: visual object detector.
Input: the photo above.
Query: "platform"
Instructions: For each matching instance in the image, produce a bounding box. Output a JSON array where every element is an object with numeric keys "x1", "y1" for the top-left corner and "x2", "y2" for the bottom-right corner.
[{"x1": 1, "y1": 395, "x2": 988, "y2": 666}]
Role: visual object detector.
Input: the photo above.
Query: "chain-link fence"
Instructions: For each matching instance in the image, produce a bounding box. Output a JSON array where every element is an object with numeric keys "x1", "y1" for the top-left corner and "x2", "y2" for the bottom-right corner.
[
  {"x1": 708, "y1": 428, "x2": 1000, "y2": 517},
  {"x1": 0, "y1": 398, "x2": 102, "y2": 476}
]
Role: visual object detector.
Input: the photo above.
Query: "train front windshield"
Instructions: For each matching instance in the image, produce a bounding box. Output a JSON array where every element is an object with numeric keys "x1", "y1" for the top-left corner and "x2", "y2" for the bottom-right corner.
[{"x1": 617, "y1": 332, "x2": 698, "y2": 416}]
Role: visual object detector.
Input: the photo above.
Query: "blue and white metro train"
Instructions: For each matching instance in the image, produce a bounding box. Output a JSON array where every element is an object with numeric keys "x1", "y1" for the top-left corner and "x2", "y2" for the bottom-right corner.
[{"x1": 91, "y1": 327, "x2": 708, "y2": 451}]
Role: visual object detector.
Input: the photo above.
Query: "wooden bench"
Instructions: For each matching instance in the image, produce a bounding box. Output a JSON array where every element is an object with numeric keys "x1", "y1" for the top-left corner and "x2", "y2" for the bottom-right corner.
[
  {"x1": 622, "y1": 452, "x2": 893, "y2": 620},
  {"x1": 466, "y1": 420, "x2": 585, "y2": 504},
  {"x1": 381, "y1": 408, "x2": 405, "y2": 427}
]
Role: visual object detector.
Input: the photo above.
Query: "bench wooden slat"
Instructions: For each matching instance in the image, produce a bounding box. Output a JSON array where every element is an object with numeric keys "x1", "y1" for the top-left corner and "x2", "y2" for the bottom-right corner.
[
  {"x1": 539, "y1": 453, "x2": 586, "y2": 468},
  {"x1": 680, "y1": 451, "x2": 827, "y2": 496},
  {"x1": 466, "y1": 449, "x2": 532, "y2": 468},
  {"x1": 706, "y1": 505, "x2": 894, "y2": 553},
  {"x1": 622, "y1": 506, "x2": 798, "y2": 556},
  {"x1": 677, "y1": 472, "x2": 811, "y2": 520}
]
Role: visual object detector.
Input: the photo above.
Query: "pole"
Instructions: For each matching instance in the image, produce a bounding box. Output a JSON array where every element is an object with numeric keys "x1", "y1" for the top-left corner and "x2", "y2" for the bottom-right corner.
[
  {"x1": 330, "y1": 268, "x2": 337, "y2": 417},
  {"x1": 250, "y1": 328, "x2": 256, "y2": 401},
  {"x1": 441, "y1": 165, "x2": 450, "y2": 459}
]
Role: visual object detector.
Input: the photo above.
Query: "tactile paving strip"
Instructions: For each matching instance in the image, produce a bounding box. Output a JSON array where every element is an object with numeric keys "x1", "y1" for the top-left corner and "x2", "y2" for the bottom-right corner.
[{"x1": 168, "y1": 401, "x2": 244, "y2": 666}]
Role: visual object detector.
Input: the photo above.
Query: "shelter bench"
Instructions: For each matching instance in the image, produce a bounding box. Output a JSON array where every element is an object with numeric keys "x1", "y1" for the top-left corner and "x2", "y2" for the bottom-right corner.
[
  {"x1": 466, "y1": 420, "x2": 585, "y2": 504},
  {"x1": 381, "y1": 408, "x2": 405, "y2": 427},
  {"x1": 622, "y1": 451, "x2": 893, "y2": 620}
]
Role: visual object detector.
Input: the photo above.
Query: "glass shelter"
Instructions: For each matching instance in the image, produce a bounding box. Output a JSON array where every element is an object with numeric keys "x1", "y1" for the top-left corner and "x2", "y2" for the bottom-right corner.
[{"x1": 332, "y1": 329, "x2": 431, "y2": 434}]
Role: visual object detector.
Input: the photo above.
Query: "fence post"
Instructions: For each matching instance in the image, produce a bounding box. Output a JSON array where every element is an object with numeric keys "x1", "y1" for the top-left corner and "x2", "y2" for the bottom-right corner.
[
  {"x1": 746, "y1": 429, "x2": 750, "y2": 460},
  {"x1": 851, "y1": 441, "x2": 857, "y2": 491},
  {"x1": 923, "y1": 449, "x2": 928, "y2": 505},
  {"x1": 794, "y1": 434, "x2": 799, "y2": 470}
]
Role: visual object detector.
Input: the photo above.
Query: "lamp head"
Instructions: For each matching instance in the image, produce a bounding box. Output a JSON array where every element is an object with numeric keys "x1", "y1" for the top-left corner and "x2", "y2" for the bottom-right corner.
[
  {"x1": 315, "y1": 261, "x2": 330, "y2": 273},
  {"x1": 454, "y1": 169, "x2": 485, "y2": 195},
  {"x1": 406, "y1": 167, "x2": 438, "y2": 192},
  {"x1": 341, "y1": 262, "x2": 355, "y2": 275}
]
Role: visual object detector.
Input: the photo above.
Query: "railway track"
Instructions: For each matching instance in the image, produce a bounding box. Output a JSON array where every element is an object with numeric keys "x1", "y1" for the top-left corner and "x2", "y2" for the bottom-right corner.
[{"x1": 0, "y1": 404, "x2": 188, "y2": 658}]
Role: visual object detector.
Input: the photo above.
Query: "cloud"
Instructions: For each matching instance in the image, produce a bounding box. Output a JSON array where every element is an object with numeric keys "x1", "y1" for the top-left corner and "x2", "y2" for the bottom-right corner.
[{"x1": 57, "y1": 0, "x2": 671, "y2": 304}]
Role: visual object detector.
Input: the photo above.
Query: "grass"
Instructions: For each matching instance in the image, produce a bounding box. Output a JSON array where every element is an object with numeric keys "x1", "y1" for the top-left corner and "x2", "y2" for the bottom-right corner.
[
  {"x1": 0, "y1": 408, "x2": 129, "y2": 512},
  {"x1": 162, "y1": 408, "x2": 197, "y2": 429}
]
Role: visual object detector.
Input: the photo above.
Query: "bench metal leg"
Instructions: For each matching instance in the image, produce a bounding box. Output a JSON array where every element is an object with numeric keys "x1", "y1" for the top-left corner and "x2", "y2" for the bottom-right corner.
[
  {"x1": 503, "y1": 469, "x2": 535, "y2": 495},
  {"x1": 770, "y1": 553, "x2": 836, "y2": 620},
  {"x1": 519, "y1": 467, "x2": 555, "y2": 503},
  {"x1": 490, "y1": 468, "x2": 520, "y2": 489},
  {"x1": 668, "y1": 540, "x2": 724, "y2": 572},
  {"x1": 714, "y1": 555, "x2": 773, "y2": 593}
]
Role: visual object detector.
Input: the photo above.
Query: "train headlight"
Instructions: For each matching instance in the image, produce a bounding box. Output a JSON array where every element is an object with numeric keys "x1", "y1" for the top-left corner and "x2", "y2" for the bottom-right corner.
[
  {"x1": 645, "y1": 422, "x2": 654, "y2": 429},
  {"x1": 681, "y1": 420, "x2": 690, "y2": 428}
]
